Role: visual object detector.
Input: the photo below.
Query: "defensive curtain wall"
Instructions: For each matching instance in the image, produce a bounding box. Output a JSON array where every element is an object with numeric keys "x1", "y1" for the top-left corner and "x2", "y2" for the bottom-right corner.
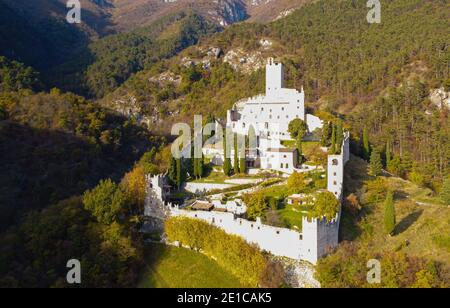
[{"x1": 144, "y1": 133, "x2": 350, "y2": 264}]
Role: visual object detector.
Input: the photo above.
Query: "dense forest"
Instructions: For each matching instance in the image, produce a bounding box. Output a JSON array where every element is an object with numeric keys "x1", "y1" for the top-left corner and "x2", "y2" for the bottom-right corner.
[
  {"x1": 49, "y1": 12, "x2": 220, "y2": 98},
  {"x1": 0, "y1": 55, "x2": 168, "y2": 287}
]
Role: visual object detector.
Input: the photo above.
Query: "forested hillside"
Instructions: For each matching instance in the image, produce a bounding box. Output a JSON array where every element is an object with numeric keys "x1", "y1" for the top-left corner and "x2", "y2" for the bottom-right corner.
[
  {"x1": 0, "y1": 56, "x2": 171, "y2": 286},
  {"x1": 103, "y1": 0, "x2": 449, "y2": 190},
  {"x1": 50, "y1": 12, "x2": 220, "y2": 98}
]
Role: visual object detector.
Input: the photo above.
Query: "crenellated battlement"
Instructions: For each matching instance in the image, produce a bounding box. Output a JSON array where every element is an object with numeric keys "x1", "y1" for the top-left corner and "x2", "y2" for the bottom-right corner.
[{"x1": 144, "y1": 130, "x2": 350, "y2": 264}]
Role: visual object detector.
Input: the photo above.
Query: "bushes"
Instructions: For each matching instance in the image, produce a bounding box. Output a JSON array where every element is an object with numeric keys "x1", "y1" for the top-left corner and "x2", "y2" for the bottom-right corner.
[
  {"x1": 165, "y1": 217, "x2": 283, "y2": 287},
  {"x1": 287, "y1": 171, "x2": 306, "y2": 194},
  {"x1": 243, "y1": 192, "x2": 267, "y2": 221},
  {"x1": 315, "y1": 242, "x2": 449, "y2": 288}
]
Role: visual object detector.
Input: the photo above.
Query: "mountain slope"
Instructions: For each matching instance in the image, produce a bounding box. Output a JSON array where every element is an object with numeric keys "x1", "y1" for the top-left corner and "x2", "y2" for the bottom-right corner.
[
  {"x1": 50, "y1": 12, "x2": 219, "y2": 97},
  {"x1": 0, "y1": 0, "x2": 116, "y2": 72},
  {"x1": 102, "y1": 0, "x2": 449, "y2": 185}
]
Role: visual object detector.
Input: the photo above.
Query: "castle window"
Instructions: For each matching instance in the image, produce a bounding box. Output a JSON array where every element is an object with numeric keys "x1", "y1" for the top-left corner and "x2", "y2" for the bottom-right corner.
[
  {"x1": 332, "y1": 159, "x2": 339, "y2": 166},
  {"x1": 280, "y1": 164, "x2": 283, "y2": 169},
  {"x1": 333, "y1": 181, "x2": 337, "y2": 185},
  {"x1": 276, "y1": 231, "x2": 280, "y2": 235},
  {"x1": 243, "y1": 123, "x2": 246, "y2": 128},
  {"x1": 282, "y1": 107, "x2": 285, "y2": 111},
  {"x1": 251, "y1": 224, "x2": 254, "y2": 228},
  {"x1": 283, "y1": 155, "x2": 287, "y2": 158},
  {"x1": 195, "y1": 214, "x2": 198, "y2": 218},
  {"x1": 300, "y1": 235, "x2": 303, "y2": 240},
  {"x1": 261, "y1": 107, "x2": 264, "y2": 111},
  {"x1": 277, "y1": 116, "x2": 280, "y2": 119},
  {"x1": 334, "y1": 172, "x2": 337, "y2": 176}
]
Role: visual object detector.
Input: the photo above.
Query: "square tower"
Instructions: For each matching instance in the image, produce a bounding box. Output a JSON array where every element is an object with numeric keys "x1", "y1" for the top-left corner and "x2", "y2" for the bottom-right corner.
[{"x1": 266, "y1": 58, "x2": 284, "y2": 94}]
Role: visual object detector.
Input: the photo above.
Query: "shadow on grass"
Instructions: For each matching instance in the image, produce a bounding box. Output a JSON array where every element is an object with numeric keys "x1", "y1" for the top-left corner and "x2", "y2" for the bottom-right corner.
[{"x1": 394, "y1": 209, "x2": 423, "y2": 235}]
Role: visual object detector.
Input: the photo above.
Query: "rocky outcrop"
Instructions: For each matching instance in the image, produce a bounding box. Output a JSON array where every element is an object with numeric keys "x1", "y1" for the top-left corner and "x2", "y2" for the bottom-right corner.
[
  {"x1": 211, "y1": 0, "x2": 249, "y2": 26},
  {"x1": 430, "y1": 87, "x2": 450, "y2": 110},
  {"x1": 223, "y1": 48, "x2": 265, "y2": 73},
  {"x1": 275, "y1": 257, "x2": 321, "y2": 288}
]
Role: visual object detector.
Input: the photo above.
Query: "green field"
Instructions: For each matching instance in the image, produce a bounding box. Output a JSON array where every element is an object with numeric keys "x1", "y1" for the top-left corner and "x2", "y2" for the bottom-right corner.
[{"x1": 138, "y1": 243, "x2": 244, "y2": 288}]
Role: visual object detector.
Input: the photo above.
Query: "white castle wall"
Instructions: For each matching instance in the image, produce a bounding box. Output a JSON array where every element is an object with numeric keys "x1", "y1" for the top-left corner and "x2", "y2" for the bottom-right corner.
[{"x1": 144, "y1": 132, "x2": 350, "y2": 264}]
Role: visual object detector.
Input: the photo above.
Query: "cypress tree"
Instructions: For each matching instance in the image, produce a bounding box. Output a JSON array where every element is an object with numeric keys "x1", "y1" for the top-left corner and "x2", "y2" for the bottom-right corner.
[
  {"x1": 169, "y1": 156, "x2": 177, "y2": 185},
  {"x1": 330, "y1": 124, "x2": 336, "y2": 154},
  {"x1": 239, "y1": 158, "x2": 246, "y2": 174},
  {"x1": 369, "y1": 149, "x2": 383, "y2": 176},
  {"x1": 384, "y1": 191, "x2": 396, "y2": 235},
  {"x1": 176, "y1": 158, "x2": 182, "y2": 190},
  {"x1": 223, "y1": 131, "x2": 232, "y2": 176},
  {"x1": 335, "y1": 122, "x2": 343, "y2": 154},
  {"x1": 297, "y1": 135, "x2": 303, "y2": 158},
  {"x1": 234, "y1": 134, "x2": 239, "y2": 174},
  {"x1": 440, "y1": 177, "x2": 450, "y2": 205},
  {"x1": 197, "y1": 154, "x2": 204, "y2": 178},
  {"x1": 191, "y1": 145, "x2": 197, "y2": 179},
  {"x1": 386, "y1": 140, "x2": 392, "y2": 168},
  {"x1": 363, "y1": 127, "x2": 370, "y2": 160},
  {"x1": 320, "y1": 121, "x2": 331, "y2": 147}
]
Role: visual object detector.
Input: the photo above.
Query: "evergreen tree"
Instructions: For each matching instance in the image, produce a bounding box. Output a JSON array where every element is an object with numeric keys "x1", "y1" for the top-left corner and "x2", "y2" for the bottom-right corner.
[
  {"x1": 234, "y1": 134, "x2": 239, "y2": 174},
  {"x1": 190, "y1": 145, "x2": 197, "y2": 179},
  {"x1": 321, "y1": 121, "x2": 331, "y2": 147},
  {"x1": 168, "y1": 156, "x2": 177, "y2": 185},
  {"x1": 239, "y1": 157, "x2": 246, "y2": 175},
  {"x1": 384, "y1": 191, "x2": 396, "y2": 236},
  {"x1": 369, "y1": 149, "x2": 383, "y2": 176},
  {"x1": 362, "y1": 127, "x2": 370, "y2": 160},
  {"x1": 386, "y1": 140, "x2": 392, "y2": 168},
  {"x1": 197, "y1": 154, "x2": 204, "y2": 178},
  {"x1": 335, "y1": 122, "x2": 343, "y2": 154},
  {"x1": 223, "y1": 131, "x2": 232, "y2": 176},
  {"x1": 239, "y1": 133, "x2": 247, "y2": 174},
  {"x1": 330, "y1": 124, "x2": 336, "y2": 154},
  {"x1": 440, "y1": 177, "x2": 450, "y2": 205},
  {"x1": 176, "y1": 158, "x2": 182, "y2": 190}
]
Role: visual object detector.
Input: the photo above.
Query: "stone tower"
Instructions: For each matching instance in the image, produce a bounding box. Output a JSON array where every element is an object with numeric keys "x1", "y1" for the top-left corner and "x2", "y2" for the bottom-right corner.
[{"x1": 266, "y1": 57, "x2": 284, "y2": 95}]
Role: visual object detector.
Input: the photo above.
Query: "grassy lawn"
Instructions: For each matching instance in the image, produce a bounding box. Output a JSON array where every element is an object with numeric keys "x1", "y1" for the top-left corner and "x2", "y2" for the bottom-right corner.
[
  {"x1": 138, "y1": 243, "x2": 244, "y2": 288},
  {"x1": 257, "y1": 182, "x2": 291, "y2": 199},
  {"x1": 277, "y1": 204, "x2": 307, "y2": 230}
]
